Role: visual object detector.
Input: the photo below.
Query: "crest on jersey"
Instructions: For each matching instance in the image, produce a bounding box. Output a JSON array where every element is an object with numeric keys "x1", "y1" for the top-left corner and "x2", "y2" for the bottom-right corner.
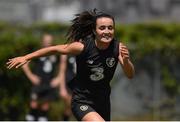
[
  {"x1": 106, "y1": 57, "x2": 115, "y2": 67},
  {"x1": 80, "y1": 105, "x2": 88, "y2": 111}
]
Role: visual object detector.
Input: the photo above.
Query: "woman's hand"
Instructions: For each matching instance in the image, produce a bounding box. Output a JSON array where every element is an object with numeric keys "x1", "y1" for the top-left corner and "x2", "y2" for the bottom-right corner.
[
  {"x1": 50, "y1": 77, "x2": 60, "y2": 88},
  {"x1": 29, "y1": 74, "x2": 41, "y2": 85},
  {"x1": 119, "y1": 43, "x2": 130, "y2": 65},
  {"x1": 118, "y1": 42, "x2": 135, "y2": 79},
  {"x1": 6, "y1": 56, "x2": 30, "y2": 69}
]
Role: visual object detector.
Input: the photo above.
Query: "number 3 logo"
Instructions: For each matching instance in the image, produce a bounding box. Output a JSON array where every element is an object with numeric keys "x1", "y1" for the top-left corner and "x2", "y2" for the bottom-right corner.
[{"x1": 90, "y1": 67, "x2": 104, "y2": 81}]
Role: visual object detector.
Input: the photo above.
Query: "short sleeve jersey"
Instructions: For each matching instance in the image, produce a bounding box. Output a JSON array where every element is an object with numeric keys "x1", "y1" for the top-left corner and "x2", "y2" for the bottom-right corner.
[{"x1": 73, "y1": 36, "x2": 119, "y2": 104}]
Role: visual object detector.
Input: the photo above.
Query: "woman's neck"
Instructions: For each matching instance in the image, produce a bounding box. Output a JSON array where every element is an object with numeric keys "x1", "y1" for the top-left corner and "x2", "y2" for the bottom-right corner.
[{"x1": 95, "y1": 39, "x2": 110, "y2": 50}]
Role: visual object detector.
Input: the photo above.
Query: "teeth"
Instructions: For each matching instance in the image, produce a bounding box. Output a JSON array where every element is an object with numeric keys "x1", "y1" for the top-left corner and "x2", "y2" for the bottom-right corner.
[{"x1": 104, "y1": 36, "x2": 109, "y2": 39}]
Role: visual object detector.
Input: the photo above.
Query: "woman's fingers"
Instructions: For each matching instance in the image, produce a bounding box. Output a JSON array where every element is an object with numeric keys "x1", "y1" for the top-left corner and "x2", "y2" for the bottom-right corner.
[
  {"x1": 15, "y1": 62, "x2": 25, "y2": 68},
  {"x1": 16, "y1": 60, "x2": 30, "y2": 68},
  {"x1": 121, "y1": 49, "x2": 129, "y2": 55},
  {"x1": 6, "y1": 57, "x2": 25, "y2": 69},
  {"x1": 7, "y1": 60, "x2": 17, "y2": 69},
  {"x1": 120, "y1": 48, "x2": 129, "y2": 57},
  {"x1": 6, "y1": 59, "x2": 14, "y2": 65},
  {"x1": 9, "y1": 61, "x2": 19, "y2": 69}
]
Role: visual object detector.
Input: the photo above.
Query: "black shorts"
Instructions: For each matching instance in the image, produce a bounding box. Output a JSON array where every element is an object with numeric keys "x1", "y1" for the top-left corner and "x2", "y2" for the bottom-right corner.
[
  {"x1": 30, "y1": 83, "x2": 58, "y2": 101},
  {"x1": 71, "y1": 100, "x2": 110, "y2": 121}
]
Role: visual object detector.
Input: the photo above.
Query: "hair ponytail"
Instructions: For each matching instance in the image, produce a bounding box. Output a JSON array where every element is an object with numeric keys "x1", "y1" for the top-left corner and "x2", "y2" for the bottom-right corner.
[{"x1": 66, "y1": 9, "x2": 97, "y2": 42}]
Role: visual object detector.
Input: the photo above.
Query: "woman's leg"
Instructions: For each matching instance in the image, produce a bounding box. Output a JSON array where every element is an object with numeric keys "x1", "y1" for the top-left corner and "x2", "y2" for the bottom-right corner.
[
  {"x1": 82, "y1": 111, "x2": 105, "y2": 121},
  {"x1": 38, "y1": 101, "x2": 49, "y2": 121},
  {"x1": 25, "y1": 100, "x2": 39, "y2": 121},
  {"x1": 61, "y1": 93, "x2": 72, "y2": 121},
  {"x1": 71, "y1": 102, "x2": 105, "y2": 121}
]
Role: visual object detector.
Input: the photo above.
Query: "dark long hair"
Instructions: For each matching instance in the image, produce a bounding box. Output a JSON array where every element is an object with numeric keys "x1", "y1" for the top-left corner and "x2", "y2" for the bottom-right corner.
[{"x1": 66, "y1": 9, "x2": 115, "y2": 42}]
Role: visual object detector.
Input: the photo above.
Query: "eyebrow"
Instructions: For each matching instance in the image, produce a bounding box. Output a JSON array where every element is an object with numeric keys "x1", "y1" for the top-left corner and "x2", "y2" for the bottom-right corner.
[{"x1": 98, "y1": 25, "x2": 114, "y2": 28}]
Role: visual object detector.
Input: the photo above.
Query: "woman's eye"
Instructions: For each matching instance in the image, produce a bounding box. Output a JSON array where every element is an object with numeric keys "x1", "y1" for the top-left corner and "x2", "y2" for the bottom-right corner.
[
  {"x1": 108, "y1": 26, "x2": 113, "y2": 30},
  {"x1": 98, "y1": 26, "x2": 114, "y2": 31},
  {"x1": 99, "y1": 26, "x2": 105, "y2": 30}
]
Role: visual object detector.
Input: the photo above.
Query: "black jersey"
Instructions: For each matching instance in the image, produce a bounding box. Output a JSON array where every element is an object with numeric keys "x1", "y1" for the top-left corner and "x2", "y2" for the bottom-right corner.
[
  {"x1": 66, "y1": 55, "x2": 76, "y2": 82},
  {"x1": 72, "y1": 36, "x2": 119, "y2": 105},
  {"x1": 33, "y1": 55, "x2": 59, "y2": 83}
]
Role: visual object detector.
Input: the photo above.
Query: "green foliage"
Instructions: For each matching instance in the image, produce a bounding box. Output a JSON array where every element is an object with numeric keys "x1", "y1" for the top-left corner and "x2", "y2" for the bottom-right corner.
[
  {"x1": 116, "y1": 23, "x2": 180, "y2": 61},
  {"x1": 162, "y1": 67, "x2": 178, "y2": 96}
]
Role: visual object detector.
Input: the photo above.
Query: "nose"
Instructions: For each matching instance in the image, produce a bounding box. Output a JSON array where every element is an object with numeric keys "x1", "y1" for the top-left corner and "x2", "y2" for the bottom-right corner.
[{"x1": 104, "y1": 27, "x2": 110, "y2": 34}]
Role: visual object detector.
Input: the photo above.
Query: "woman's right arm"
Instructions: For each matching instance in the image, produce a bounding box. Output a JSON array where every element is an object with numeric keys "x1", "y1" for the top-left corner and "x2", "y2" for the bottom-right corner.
[{"x1": 7, "y1": 42, "x2": 84, "y2": 69}]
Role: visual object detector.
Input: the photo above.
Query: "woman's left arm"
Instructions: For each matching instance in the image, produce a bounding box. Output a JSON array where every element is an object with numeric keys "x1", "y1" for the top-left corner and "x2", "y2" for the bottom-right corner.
[{"x1": 118, "y1": 42, "x2": 135, "y2": 79}]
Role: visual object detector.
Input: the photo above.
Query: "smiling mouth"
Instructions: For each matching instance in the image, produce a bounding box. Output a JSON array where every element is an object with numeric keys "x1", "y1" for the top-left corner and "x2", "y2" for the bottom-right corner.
[
  {"x1": 103, "y1": 36, "x2": 111, "y2": 40},
  {"x1": 102, "y1": 33, "x2": 112, "y2": 39}
]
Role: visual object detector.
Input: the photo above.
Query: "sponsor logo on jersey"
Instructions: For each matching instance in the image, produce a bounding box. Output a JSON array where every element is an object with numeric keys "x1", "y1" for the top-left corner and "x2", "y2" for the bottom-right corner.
[
  {"x1": 80, "y1": 105, "x2": 88, "y2": 111},
  {"x1": 39, "y1": 55, "x2": 57, "y2": 73},
  {"x1": 106, "y1": 57, "x2": 115, "y2": 67}
]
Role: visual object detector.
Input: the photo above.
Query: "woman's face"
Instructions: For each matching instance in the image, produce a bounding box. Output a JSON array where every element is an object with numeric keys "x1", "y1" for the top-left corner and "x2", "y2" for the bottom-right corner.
[
  {"x1": 95, "y1": 17, "x2": 114, "y2": 44},
  {"x1": 42, "y1": 34, "x2": 53, "y2": 47}
]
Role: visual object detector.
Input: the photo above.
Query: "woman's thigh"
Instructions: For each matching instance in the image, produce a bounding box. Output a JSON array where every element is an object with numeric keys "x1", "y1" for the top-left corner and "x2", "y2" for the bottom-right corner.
[{"x1": 71, "y1": 102, "x2": 104, "y2": 121}]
